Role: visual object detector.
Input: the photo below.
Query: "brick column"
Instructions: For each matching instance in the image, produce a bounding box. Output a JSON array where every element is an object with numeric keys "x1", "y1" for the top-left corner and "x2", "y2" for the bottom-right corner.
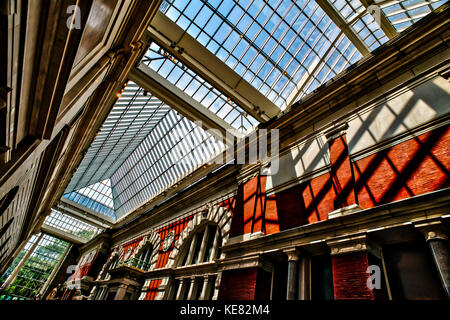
[
  {"x1": 328, "y1": 234, "x2": 384, "y2": 300},
  {"x1": 415, "y1": 221, "x2": 450, "y2": 299},
  {"x1": 325, "y1": 124, "x2": 360, "y2": 219}
]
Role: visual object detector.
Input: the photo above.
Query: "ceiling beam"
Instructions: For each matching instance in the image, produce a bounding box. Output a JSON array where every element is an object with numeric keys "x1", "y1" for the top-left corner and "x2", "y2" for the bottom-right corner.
[
  {"x1": 360, "y1": 0, "x2": 398, "y2": 39},
  {"x1": 129, "y1": 62, "x2": 242, "y2": 141},
  {"x1": 41, "y1": 224, "x2": 87, "y2": 245},
  {"x1": 148, "y1": 11, "x2": 281, "y2": 122},
  {"x1": 56, "y1": 198, "x2": 114, "y2": 229},
  {"x1": 315, "y1": 0, "x2": 371, "y2": 56}
]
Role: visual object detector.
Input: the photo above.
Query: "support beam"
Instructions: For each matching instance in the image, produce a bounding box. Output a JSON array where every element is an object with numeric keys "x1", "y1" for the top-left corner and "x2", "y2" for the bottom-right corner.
[
  {"x1": 57, "y1": 198, "x2": 114, "y2": 229},
  {"x1": 360, "y1": 0, "x2": 398, "y2": 39},
  {"x1": 40, "y1": 224, "x2": 86, "y2": 245},
  {"x1": 315, "y1": 0, "x2": 371, "y2": 56},
  {"x1": 148, "y1": 11, "x2": 281, "y2": 122},
  {"x1": 129, "y1": 63, "x2": 241, "y2": 141}
]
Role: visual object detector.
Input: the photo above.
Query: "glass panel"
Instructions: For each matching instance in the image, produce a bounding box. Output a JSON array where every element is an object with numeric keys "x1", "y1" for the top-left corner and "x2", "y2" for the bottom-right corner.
[
  {"x1": 66, "y1": 82, "x2": 171, "y2": 194},
  {"x1": 142, "y1": 42, "x2": 258, "y2": 133},
  {"x1": 111, "y1": 109, "x2": 224, "y2": 218},
  {"x1": 375, "y1": 0, "x2": 445, "y2": 32},
  {"x1": 160, "y1": 0, "x2": 364, "y2": 107},
  {"x1": 63, "y1": 179, "x2": 116, "y2": 219},
  {"x1": 44, "y1": 209, "x2": 103, "y2": 241},
  {"x1": 0, "y1": 234, "x2": 69, "y2": 300}
]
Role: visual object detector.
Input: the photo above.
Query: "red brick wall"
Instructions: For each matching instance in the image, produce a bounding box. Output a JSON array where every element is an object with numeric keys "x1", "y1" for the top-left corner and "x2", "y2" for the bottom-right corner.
[
  {"x1": 329, "y1": 134, "x2": 356, "y2": 208},
  {"x1": 332, "y1": 252, "x2": 374, "y2": 300},
  {"x1": 218, "y1": 268, "x2": 259, "y2": 300},
  {"x1": 218, "y1": 267, "x2": 272, "y2": 300},
  {"x1": 353, "y1": 125, "x2": 450, "y2": 209},
  {"x1": 229, "y1": 126, "x2": 449, "y2": 236},
  {"x1": 122, "y1": 237, "x2": 144, "y2": 259},
  {"x1": 230, "y1": 172, "x2": 338, "y2": 236}
]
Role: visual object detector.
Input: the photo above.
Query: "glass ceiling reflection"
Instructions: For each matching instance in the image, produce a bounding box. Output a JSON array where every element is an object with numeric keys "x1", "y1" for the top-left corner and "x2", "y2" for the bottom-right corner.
[
  {"x1": 160, "y1": 0, "x2": 381, "y2": 108},
  {"x1": 61, "y1": 0, "x2": 443, "y2": 223}
]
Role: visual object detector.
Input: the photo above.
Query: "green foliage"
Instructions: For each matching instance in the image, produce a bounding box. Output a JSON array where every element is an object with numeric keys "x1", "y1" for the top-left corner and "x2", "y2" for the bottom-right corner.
[
  {"x1": 75, "y1": 229, "x2": 97, "y2": 240},
  {"x1": 0, "y1": 238, "x2": 68, "y2": 300}
]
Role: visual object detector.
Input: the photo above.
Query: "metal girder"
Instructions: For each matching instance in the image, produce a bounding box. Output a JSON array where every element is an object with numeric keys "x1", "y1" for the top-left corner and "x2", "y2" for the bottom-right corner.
[
  {"x1": 315, "y1": 0, "x2": 371, "y2": 56},
  {"x1": 57, "y1": 198, "x2": 114, "y2": 229},
  {"x1": 360, "y1": 0, "x2": 398, "y2": 39},
  {"x1": 129, "y1": 62, "x2": 242, "y2": 141},
  {"x1": 148, "y1": 11, "x2": 281, "y2": 122},
  {"x1": 41, "y1": 224, "x2": 86, "y2": 245}
]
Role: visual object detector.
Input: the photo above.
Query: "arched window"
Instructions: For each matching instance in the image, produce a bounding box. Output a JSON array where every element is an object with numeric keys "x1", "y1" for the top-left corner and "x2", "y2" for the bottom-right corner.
[
  {"x1": 135, "y1": 245, "x2": 153, "y2": 271},
  {"x1": 178, "y1": 223, "x2": 221, "y2": 267},
  {"x1": 168, "y1": 223, "x2": 222, "y2": 300}
]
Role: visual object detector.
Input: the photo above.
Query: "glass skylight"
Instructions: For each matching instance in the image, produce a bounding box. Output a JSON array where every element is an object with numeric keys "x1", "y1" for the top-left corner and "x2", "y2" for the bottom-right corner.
[
  {"x1": 63, "y1": 179, "x2": 116, "y2": 219},
  {"x1": 111, "y1": 109, "x2": 224, "y2": 218},
  {"x1": 160, "y1": 0, "x2": 365, "y2": 108},
  {"x1": 44, "y1": 209, "x2": 103, "y2": 241},
  {"x1": 142, "y1": 42, "x2": 258, "y2": 132},
  {"x1": 329, "y1": 0, "x2": 388, "y2": 50},
  {"x1": 66, "y1": 82, "x2": 171, "y2": 193},
  {"x1": 376, "y1": 0, "x2": 446, "y2": 32}
]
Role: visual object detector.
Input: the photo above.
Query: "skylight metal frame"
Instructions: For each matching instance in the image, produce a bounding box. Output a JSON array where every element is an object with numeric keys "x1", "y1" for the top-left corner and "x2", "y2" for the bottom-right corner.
[
  {"x1": 141, "y1": 42, "x2": 258, "y2": 133},
  {"x1": 148, "y1": 11, "x2": 281, "y2": 121},
  {"x1": 111, "y1": 108, "x2": 224, "y2": 218},
  {"x1": 130, "y1": 61, "x2": 246, "y2": 137},
  {"x1": 374, "y1": 0, "x2": 446, "y2": 32},
  {"x1": 43, "y1": 209, "x2": 103, "y2": 242},
  {"x1": 66, "y1": 83, "x2": 172, "y2": 193},
  {"x1": 154, "y1": 0, "x2": 387, "y2": 111}
]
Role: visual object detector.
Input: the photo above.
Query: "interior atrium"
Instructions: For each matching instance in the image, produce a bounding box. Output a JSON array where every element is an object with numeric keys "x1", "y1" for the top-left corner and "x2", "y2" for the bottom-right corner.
[{"x1": 0, "y1": 0, "x2": 449, "y2": 302}]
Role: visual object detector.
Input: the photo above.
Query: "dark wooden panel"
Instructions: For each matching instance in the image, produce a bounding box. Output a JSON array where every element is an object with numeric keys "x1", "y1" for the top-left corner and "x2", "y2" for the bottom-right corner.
[
  {"x1": 73, "y1": 0, "x2": 117, "y2": 66},
  {"x1": 383, "y1": 241, "x2": 446, "y2": 300}
]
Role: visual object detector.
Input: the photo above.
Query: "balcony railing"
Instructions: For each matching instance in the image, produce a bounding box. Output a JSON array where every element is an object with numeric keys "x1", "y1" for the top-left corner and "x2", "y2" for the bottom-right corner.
[{"x1": 118, "y1": 258, "x2": 150, "y2": 272}]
